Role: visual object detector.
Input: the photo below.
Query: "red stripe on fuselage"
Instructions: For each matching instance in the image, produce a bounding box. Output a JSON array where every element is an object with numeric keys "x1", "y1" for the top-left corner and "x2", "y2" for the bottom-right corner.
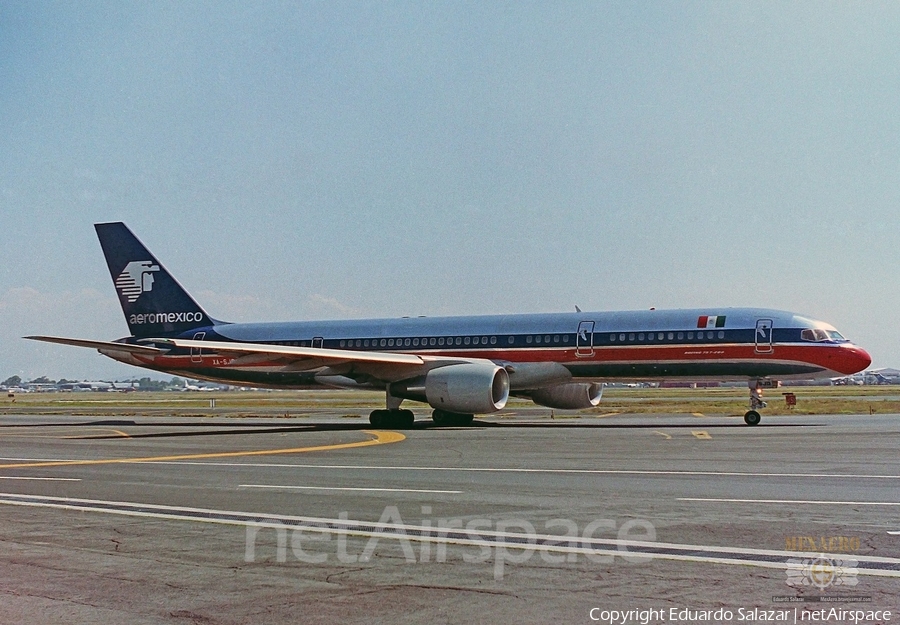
[{"x1": 135, "y1": 341, "x2": 870, "y2": 378}]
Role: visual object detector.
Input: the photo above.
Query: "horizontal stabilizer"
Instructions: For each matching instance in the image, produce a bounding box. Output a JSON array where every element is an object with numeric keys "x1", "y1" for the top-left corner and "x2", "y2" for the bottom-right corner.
[{"x1": 24, "y1": 335, "x2": 166, "y2": 355}]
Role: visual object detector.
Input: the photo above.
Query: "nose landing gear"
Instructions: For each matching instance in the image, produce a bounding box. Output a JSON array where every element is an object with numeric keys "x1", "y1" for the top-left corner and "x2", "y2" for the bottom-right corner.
[{"x1": 744, "y1": 381, "x2": 768, "y2": 426}]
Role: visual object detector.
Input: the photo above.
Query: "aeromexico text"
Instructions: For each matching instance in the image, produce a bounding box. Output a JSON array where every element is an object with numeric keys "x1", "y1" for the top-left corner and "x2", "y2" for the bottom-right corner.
[{"x1": 129, "y1": 312, "x2": 204, "y2": 325}]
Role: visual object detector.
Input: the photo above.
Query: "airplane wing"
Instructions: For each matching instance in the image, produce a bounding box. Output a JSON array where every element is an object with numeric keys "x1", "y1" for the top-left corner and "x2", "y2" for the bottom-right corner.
[
  {"x1": 24, "y1": 335, "x2": 166, "y2": 356},
  {"x1": 155, "y1": 338, "x2": 430, "y2": 366}
]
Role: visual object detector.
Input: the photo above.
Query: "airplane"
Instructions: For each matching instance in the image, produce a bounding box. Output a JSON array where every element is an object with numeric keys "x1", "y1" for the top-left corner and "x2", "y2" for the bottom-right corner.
[{"x1": 26, "y1": 222, "x2": 871, "y2": 427}]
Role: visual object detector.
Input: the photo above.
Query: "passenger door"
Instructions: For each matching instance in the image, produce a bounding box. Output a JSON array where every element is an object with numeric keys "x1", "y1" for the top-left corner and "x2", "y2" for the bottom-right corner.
[
  {"x1": 576, "y1": 321, "x2": 595, "y2": 357},
  {"x1": 755, "y1": 319, "x2": 774, "y2": 354},
  {"x1": 191, "y1": 332, "x2": 205, "y2": 363}
]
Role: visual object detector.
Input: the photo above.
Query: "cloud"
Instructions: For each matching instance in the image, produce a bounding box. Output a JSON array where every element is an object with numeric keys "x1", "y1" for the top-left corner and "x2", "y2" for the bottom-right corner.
[
  {"x1": 305, "y1": 293, "x2": 361, "y2": 319},
  {"x1": 0, "y1": 287, "x2": 130, "y2": 380},
  {"x1": 196, "y1": 290, "x2": 287, "y2": 323}
]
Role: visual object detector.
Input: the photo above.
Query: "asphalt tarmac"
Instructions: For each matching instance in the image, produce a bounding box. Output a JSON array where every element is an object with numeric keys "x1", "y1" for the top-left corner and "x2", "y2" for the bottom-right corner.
[{"x1": 0, "y1": 411, "x2": 898, "y2": 624}]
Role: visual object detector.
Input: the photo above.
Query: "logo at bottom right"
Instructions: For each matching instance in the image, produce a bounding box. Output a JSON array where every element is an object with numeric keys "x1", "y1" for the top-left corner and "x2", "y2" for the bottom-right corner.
[{"x1": 786, "y1": 555, "x2": 859, "y2": 590}]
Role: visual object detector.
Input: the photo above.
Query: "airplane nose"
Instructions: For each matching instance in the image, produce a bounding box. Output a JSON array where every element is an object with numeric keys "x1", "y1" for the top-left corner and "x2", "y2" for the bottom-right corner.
[{"x1": 835, "y1": 344, "x2": 872, "y2": 375}]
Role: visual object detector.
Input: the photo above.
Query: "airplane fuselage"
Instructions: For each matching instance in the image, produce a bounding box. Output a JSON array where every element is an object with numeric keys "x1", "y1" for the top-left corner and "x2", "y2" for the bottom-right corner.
[{"x1": 105, "y1": 307, "x2": 871, "y2": 390}]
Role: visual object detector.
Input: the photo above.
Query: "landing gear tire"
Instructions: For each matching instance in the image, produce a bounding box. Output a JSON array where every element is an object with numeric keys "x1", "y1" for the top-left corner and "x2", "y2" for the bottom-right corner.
[
  {"x1": 369, "y1": 409, "x2": 415, "y2": 428},
  {"x1": 431, "y1": 409, "x2": 475, "y2": 426},
  {"x1": 744, "y1": 410, "x2": 761, "y2": 426}
]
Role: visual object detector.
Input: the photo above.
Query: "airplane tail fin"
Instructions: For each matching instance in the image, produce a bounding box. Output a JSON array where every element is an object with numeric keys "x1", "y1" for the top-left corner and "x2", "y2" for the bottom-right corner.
[{"x1": 95, "y1": 222, "x2": 218, "y2": 338}]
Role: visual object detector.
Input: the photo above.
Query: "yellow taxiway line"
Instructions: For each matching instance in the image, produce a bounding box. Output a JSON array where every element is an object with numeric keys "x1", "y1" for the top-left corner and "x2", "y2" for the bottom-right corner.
[
  {"x1": 0, "y1": 430, "x2": 405, "y2": 470},
  {"x1": 62, "y1": 428, "x2": 133, "y2": 439}
]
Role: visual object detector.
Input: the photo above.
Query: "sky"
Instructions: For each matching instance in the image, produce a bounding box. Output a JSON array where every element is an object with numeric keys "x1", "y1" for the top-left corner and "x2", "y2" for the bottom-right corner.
[{"x1": 2, "y1": 1, "x2": 900, "y2": 381}]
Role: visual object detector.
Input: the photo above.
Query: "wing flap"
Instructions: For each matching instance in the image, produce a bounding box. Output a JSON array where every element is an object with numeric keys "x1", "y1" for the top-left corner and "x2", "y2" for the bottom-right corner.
[
  {"x1": 156, "y1": 338, "x2": 426, "y2": 366},
  {"x1": 24, "y1": 335, "x2": 166, "y2": 355}
]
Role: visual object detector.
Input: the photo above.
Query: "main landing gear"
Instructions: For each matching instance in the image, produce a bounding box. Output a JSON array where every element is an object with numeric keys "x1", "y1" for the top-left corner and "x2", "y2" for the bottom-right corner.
[
  {"x1": 744, "y1": 381, "x2": 768, "y2": 426},
  {"x1": 369, "y1": 388, "x2": 416, "y2": 428},
  {"x1": 369, "y1": 409, "x2": 415, "y2": 428},
  {"x1": 431, "y1": 409, "x2": 474, "y2": 427}
]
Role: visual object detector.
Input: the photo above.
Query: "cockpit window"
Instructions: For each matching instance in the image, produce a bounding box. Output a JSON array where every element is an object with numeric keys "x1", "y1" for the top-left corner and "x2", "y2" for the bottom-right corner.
[
  {"x1": 801, "y1": 328, "x2": 845, "y2": 342},
  {"x1": 801, "y1": 329, "x2": 829, "y2": 342}
]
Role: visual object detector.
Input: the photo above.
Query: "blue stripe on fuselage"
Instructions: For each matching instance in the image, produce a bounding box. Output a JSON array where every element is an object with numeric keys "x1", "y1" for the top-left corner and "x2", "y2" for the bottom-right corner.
[{"x1": 162, "y1": 307, "x2": 841, "y2": 353}]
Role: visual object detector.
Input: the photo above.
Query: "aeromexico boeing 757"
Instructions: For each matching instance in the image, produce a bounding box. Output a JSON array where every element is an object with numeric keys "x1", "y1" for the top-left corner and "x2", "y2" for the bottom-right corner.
[{"x1": 27, "y1": 223, "x2": 871, "y2": 427}]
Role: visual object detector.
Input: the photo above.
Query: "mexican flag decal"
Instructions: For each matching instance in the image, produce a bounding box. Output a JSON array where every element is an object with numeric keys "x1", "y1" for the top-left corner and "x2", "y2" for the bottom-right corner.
[{"x1": 697, "y1": 315, "x2": 726, "y2": 328}]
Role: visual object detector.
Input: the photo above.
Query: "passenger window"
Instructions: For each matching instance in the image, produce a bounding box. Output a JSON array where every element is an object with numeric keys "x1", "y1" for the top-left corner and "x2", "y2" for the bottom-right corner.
[
  {"x1": 340, "y1": 340, "x2": 346, "y2": 347},
  {"x1": 527, "y1": 336, "x2": 532, "y2": 344},
  {"x1": 464, "y1": 337, "x2": 471, "y2": 345},
  {"x1": 553, "y1": 335, "x2": 559, "y2": 343},
  {"x1": 535, "y1": 336, "x2": 542, "y2": 344},
  {"x1": 388, "y1": 339, "x2": 394, "y2": 347},
  {"x1": 610, "y1": 334, "x2": 616, "y2": 342},
  {"x1": 430, "y1": 338, "x2": 436, "y2": 346},
  {"x1": 677, "y1": 332, "x2": 683, "y2": 340},
  {"x1": 491, "y1": 336, "x2": 497, "y2": 345},
  {"x1": 629, "y1": 334, "x2": 635, "y2": 341},
  {"x1": 544, "y1": 335, "x2": 551, "y2": 343},
  {"x1": 482, "y1": 336, "x2": 488, "y2": 344},
  {"x1": 438, "y1": 338, "x2": 445, "y2": 346},
  {"x1": 638, "y1": 333, "x2": 645, "y2": 341},
  {"x1": 455, "y1": 337, "x2": 462, "y2": 345},
  {"x1": 687, "y1": 332, "x2": 694, "y2": 340},
  {"x1": 404, "y1": 338, "x2": 411, "y2": 346},
  {"x1": 563, "y1": 335, "x2": 569, "y2": 343},
  {"x1": 667, "y1": 333, "x2": 673, "y2": 340},
  {"x1": 619, "y1": 334, "x2": 626, "y2": 342},
  {"x1": 717, "y1": 331, "x2": 724, "y2": 339}
]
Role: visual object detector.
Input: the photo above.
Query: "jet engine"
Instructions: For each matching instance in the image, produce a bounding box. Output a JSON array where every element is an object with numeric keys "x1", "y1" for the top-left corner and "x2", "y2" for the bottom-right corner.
[
  {"x1": 529, "y1": 382, "x2": 603, "y2": 409},
  {"x1": 392, "y1": 362, "x2": 510, "y2": 414},
  {"x1": 425, "y1": 362, "x2": 510, "y2": 414}
]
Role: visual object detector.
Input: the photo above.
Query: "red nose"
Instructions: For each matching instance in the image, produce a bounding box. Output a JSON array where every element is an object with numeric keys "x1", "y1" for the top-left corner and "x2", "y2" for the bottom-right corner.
[{"x1": 833, "y1": 344, "x2": 872, "y2": 375}]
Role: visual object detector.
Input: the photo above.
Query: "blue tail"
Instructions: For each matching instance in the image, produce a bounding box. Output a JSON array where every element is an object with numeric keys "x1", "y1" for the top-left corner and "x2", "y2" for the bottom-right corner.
[{"x1": 95, "y1": 222, "x2": 216, "y2": 338}]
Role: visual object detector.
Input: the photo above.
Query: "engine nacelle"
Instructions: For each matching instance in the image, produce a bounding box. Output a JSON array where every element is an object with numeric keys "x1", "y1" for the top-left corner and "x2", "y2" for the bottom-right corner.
[
  {"x1": 530, "y1": 382, "x2": 603, "y2": 410},
  {"x1": 425, "y1": 362, "x2": 510, "y2": 414}
]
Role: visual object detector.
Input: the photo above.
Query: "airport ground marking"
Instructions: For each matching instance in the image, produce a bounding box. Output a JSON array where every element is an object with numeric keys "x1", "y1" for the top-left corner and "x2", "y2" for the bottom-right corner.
[
  {"x1": 239, "y1": 484, "x2": 462, "y2": 494},
  {"x1": 140, "y1": 462, "x2": 900, "y2": 481},
  {"x1": 0, "y1": 430, "x2": 405, "y2": 470},
  {"x1": 0, "y1": 476, "x2": 80, "y2": 481},
  {"x1": 691, "y1": 430, "x2": 712, "y2": 439},
  {"x1": 680, "y1": 497, "x2": 900, "y2": 506},
  {"x1": 3, "y1": 456, "x2": 900, "y2": 482},
  {"x1": 652, "y1": 431, "x2": 672, "y2": 439},
  {"x1": 1, "y1": 492, "x2": 899, "y2": 578},
  {"x1": 62, "y1": 428, "x2": 132, "y2": 439}
]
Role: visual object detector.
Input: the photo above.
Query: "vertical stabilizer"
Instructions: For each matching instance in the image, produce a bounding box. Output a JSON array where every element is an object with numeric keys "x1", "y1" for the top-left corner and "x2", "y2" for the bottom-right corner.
[{"x1": 95, "y1": 222, "x2": 214, "y2": 338}]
